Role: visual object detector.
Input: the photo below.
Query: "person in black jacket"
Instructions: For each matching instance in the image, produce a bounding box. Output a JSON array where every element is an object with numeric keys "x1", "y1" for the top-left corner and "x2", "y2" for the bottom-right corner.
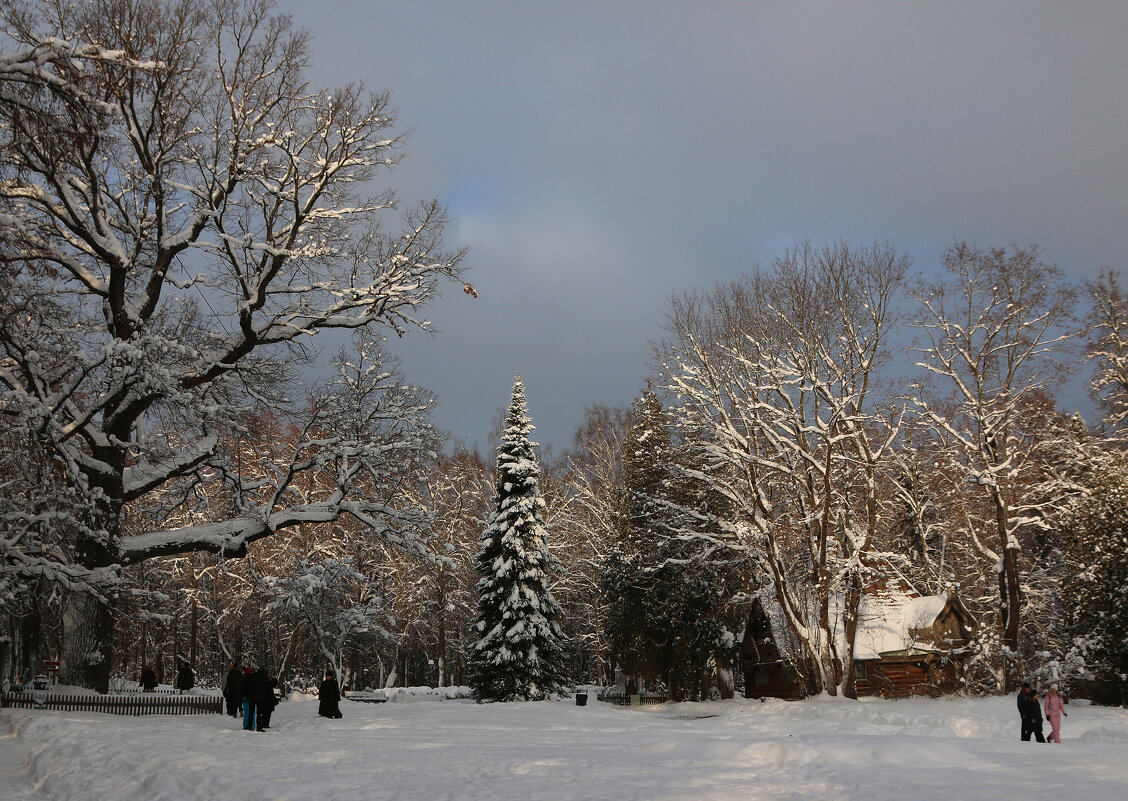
[
  {"x1": 139, "y1": 665, "x2": 158, "y2": 692},
  {"x1": 318, "y1": 671, "x2": 343, "y2": 719},
  {"x1": 175, "y1": 660, "x2": 194, "y2": 693},
  {"x1": 244, "y1": 667, "x2": 269, "y2": 732},
  {"x1": 223, "y1": 663, "x2": 244, "y2": 718},
  {"x1": 258, "y1": 674, "x2": 279, "y2": 729},
  {"x1": 1017, "y1": 682, "x2": 1046, "y2": 742}
]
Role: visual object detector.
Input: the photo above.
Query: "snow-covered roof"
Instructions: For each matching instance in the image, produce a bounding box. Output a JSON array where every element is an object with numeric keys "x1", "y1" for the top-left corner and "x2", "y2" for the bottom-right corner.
[
  {"x1": 748, "y1": 556, "x2": 973, "y2": 666},
  {"x1": 853, "y1": 594, "x2": 950, "y2": 660}
]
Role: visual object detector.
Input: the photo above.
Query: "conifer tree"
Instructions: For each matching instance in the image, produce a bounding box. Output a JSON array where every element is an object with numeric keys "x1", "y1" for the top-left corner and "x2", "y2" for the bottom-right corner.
[
  {"x1": 1060, "y1": 466, "x2": 1128, "y2": 705},
  {"x1": 602, "y1": 387, "x2": 738, "y2": 700},
  {"x1": 468, "y1": 373, "x2": 567, "y2": 701}
]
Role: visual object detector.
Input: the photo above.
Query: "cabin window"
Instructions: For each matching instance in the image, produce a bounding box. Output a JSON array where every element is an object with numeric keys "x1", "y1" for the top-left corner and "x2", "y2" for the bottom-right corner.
[
  {"x1": 756, "y1": 667, "x2": 770, "y2": 686},
  {"x1": 854, "y1": 661, "x2": 868, "y2": 681}
]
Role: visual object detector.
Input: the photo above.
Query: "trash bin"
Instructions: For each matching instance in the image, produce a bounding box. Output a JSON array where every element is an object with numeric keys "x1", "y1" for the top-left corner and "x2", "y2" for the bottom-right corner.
[{"x1": 575, "y1": 692, "x2": 588, "y2": 706}]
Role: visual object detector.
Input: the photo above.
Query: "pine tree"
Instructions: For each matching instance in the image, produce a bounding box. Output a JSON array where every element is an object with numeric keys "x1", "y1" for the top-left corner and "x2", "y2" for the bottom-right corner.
[
  {"x1": 468, "y1": 373, "x2": 567, "y2": 701},
  {"x1": 602, "y1": 387, "x2": 737, "y2": 700},
  {"x1": 601, "y1": 387, "x2": 671, "y2": 679}
]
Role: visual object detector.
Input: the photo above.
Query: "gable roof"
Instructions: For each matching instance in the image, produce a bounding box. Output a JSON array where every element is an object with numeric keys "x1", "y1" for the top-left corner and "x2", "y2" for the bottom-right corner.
[
  {"x1": 745, "y1": 556, "x2": 977, "y2": 666},
  {"x1": 853, "y1": 593, "x2": 951, "y2": 660}
]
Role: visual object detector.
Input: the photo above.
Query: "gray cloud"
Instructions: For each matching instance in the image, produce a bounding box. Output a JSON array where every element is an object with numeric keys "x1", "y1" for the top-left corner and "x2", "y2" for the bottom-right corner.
[{"x1": 279, "y1": 0, "x2": 1127, "y2": 450}]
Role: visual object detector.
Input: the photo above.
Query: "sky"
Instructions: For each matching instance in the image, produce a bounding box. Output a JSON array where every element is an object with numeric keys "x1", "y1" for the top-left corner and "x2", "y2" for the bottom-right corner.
[{"x1": 277, "y1": 0, "x2": 1128, "y2": 454}]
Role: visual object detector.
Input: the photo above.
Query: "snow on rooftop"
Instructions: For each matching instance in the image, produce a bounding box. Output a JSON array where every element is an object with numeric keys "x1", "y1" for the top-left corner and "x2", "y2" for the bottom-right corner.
[{"x1": 854, "y1": 593, "x2": 950, "y2": 660}]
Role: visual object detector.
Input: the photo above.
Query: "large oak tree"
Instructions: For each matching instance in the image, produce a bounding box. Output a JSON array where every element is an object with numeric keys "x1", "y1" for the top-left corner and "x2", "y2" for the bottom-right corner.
[{"x1": 0, "y1": 0, "x2": 465, "y2": 690}]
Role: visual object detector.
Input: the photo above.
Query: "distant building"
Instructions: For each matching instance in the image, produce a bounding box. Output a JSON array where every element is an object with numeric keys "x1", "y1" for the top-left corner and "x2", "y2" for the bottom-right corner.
[{"x1": 740, "y1": 567, "x2": 978, "y2": 699}]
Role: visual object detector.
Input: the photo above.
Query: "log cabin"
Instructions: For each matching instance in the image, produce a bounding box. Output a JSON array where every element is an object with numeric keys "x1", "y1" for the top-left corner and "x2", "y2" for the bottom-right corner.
[{"x1": 740, "y1": 572, "x2": 978, "y2": 700}]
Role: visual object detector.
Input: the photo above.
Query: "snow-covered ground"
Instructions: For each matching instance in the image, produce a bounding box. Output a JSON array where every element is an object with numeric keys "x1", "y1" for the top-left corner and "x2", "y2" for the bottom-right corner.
[{"x1": 2, "y1": 692, "x2": 1126, "y2": 801}]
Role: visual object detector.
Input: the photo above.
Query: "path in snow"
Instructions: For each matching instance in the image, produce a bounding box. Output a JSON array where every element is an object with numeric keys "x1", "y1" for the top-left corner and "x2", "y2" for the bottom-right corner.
[{"x1": 0, "y1": 711, "x2": 34, "y2": 800}]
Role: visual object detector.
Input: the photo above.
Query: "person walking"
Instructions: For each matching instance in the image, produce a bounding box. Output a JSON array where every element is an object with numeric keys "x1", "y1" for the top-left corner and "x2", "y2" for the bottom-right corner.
[
  {"x1": 245, "y1": 667, "x2": 270, "y2": 732},
  {"x1": 1017, "y1": 682, "x2": 1046, "y2": 742},
  {"x1": 258, "y1": 674, "x2": 280, "y2": 729},
  {"x1": 318, "y1": 671, "x2": 343, "y2": 719},
  {"x1": 223, "y1": 663, "x2": 244, "y2": 718},
  {"x1": 1044, "y1": 684, "x2": 1068, "y2": 743},
  {"x1": 241, "y1": 666, "x2": 257, "y2": 730},
  {"x1": 139, "y1": 665, "x2": 158, "y2": 692},
  {"x1": 175, "y1": 660, "x2": 194, "y2": 694}
]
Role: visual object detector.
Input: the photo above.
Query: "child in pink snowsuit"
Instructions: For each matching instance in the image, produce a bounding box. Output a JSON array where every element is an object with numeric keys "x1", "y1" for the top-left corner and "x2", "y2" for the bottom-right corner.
[{"x1": 1043, "y1": 685, "x2": 1067, "y2": 743}]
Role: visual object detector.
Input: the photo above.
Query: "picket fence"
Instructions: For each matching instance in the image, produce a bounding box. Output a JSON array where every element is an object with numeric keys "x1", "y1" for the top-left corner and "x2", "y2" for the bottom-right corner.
[{"x1": 1, "y1": 691, "x2": 222, "y2": 715}]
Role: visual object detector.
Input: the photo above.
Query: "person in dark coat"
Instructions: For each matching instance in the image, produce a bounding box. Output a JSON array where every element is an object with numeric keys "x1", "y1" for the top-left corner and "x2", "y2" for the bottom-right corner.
[
  {"x1": 139, "y1": 665, "x2": 158, "y2": 692},
  {"x1": 318, "y1": 671, "x2": 343, "y2": 719},
  {"x1": 1017, "y1": 682, "x2": 1046, "y2": 742},
  {"x1": 223, "y1": 663, "x2": 243, "y2": 717},
  {"x1": 244, "y1": 667, "x2": 269, "y2": 731},
  {"x1": 175, "y1": 660, "x2": 194, "y2": 693},
  {"x1": 258, "y1": 674, "x2": 279, "y2": 729},
  {"x1": 240, "y1": 666, "x2": 256, "y2": 730}
]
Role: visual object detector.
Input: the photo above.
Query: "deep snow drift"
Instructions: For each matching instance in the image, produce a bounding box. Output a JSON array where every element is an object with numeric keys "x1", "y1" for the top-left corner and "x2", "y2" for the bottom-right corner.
[{"x1": 2, "y1": 692, "x2": 1126, "y2": 801}]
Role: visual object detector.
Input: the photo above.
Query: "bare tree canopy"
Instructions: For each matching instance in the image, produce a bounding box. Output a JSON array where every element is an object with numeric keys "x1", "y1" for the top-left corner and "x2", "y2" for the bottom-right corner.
[
  {"x1": 0, "y1": 0, "x2": 465, "y2": 690},
  {"x1": 910, "y1": 242, "x2": 1079, "y2": 691},
  {"x1": 656, "y1": 241, "x2": 909, "y2": 697}
]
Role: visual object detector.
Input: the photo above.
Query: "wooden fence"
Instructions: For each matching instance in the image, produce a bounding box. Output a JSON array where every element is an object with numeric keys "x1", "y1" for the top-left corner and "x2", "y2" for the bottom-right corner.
[
  {"x1": 595, "y1": 692, "x2": 668, "y2": 706},
  {"x1": 1, "y1": 692, "x2": 222, "y2": 715}
]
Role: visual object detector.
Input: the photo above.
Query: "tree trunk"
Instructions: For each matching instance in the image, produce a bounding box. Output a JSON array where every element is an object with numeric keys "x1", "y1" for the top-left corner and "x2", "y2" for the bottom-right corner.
[
  {"x1": 995, "y1": 490, "x2": 1021, "y2": 693},
  {"x1": 840, "y1": 569, "x2": 863, "y2": 699},
  {"x1": 61, "y1": 592, "x2": 115, "y2": 693},
  {"x1": 62, "y1": 497, "x2": 122, "y2": 692},
  {"x1": 189, "y1": 555, "x2": 199, "y2": 669},
  {"x1": 19, "y1": 609, "x2": 41, "y2": 685},
  {"x1": 437, "y1": 610, "x2": 448, "y2": 687}
]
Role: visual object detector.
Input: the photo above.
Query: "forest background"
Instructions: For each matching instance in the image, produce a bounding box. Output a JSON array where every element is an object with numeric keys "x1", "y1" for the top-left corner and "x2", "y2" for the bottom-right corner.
[{"x1": 1, "y1": 0, "x2": 1127, "y2": 707}]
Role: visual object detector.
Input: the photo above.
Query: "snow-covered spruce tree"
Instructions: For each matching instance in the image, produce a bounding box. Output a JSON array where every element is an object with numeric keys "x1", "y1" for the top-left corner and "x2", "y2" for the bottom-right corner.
[
  {"x1": 600, "y1": 387, "x2": 674, "y2": 688},
  {"x1": 601, "y1": 387, "x2": 742, "y2": 701},
  {"x1": 0, "y1": 0, "x2": 465, "y2": 691},
  {"x1": 468, "y1": 373, "x2": 567, "y2": 701}
]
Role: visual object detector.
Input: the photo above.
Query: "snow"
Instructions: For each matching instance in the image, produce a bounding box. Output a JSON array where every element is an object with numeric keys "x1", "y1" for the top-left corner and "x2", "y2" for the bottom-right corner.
[{"x1": 2, "y1": 693, "x2": 1126, "y2": 801}]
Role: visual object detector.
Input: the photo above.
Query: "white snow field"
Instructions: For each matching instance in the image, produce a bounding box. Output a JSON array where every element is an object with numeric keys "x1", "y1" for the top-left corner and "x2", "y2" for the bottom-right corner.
[{"x1": 2, "y1": 692, "x2": 1127, "y2": 801}]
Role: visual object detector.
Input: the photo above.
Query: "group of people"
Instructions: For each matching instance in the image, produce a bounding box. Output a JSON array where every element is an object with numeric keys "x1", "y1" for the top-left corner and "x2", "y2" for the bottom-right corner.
[
  {"x1": 1017, "y1": 682, "x2": 1068, "y2": 743},
  {"x1": 222, "y1": 664, "x2": 281, "y2": 732},
  {"x1": 137, "y1": 659, "x2": 196, "y2": 693},
  {"x1": 135, "y1": 661, "x2": 343, "y2": 727}
]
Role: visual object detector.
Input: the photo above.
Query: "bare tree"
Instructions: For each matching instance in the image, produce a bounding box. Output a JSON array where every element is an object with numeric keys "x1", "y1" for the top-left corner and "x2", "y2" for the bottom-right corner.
[
  {"x1": 909, "y1": 243, "x2": 1078, "y2": 692},
  {"x1": 657, "y1": 241, "x2": 908, "y2": 696},
  {"x1": 1087, "y1": 269, "x2": 1128, "y2": 436},
  {"x1": 548, "y1": 404, "x2": 632, "y2": 684},
  {"x1": 0, "y1": 0, "x2": 465, "y2": 690},
  {"x1": 408, "y1": 445, "x2": 492, "y2": 687}
]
